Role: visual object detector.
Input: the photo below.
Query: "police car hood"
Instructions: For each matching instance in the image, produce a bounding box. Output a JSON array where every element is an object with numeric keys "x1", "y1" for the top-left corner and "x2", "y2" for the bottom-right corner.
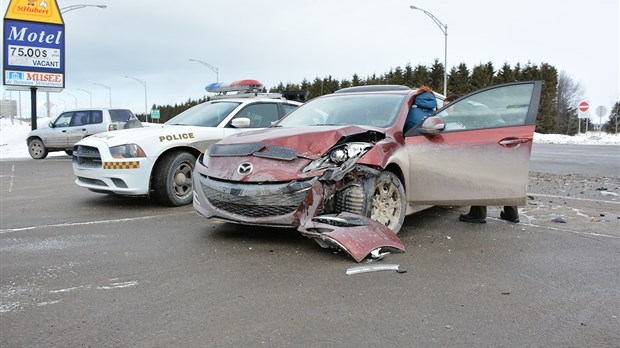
[
  {"x1": 214, "y1": 125, "x2": 384, "y2": 159},
  {"x1": 76, "y1": 125, "x2": 203, "y2": 147}
]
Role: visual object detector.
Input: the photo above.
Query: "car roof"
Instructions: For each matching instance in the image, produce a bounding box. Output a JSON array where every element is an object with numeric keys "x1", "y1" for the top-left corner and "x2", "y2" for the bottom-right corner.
[
  {"x1": 208, "y1": 97, "x2": 302, "y2": 104},
  {"x1": 333, "y1": 85, "x2": 412, "y2": 94}
]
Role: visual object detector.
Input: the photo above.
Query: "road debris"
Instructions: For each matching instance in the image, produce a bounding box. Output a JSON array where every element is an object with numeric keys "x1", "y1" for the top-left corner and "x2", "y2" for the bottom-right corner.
[{"x1": 346, "y1": 264, "x2": 403, "y2": 275}]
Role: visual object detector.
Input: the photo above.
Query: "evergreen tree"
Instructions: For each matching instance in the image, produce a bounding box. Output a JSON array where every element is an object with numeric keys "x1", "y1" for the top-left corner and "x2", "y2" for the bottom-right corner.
[
  {"x1": 448, "y1": 63, "x2": 471, "y2": 95},
  {"x1": 388, "y1": 66, "x2": 405, "y2": 85},
  {"x1": 412, "y1": 64, "x2": 429, "y2": 87},
  {"x1": 429, "y1": 59, "x2": 444, "y2": 93},
  {"x1": 351, "y1": 74, "x2": 362, "y2": 86},
  {"x1": 470, "y1": 62, "x2": 494, "y2": 90},
  {"x1": 495, "y1": 63, "x2": 515, "y2": 83},
  {"x1": 602, "y1": 101, "x2": 620, "y2": 134},
  {"x1": 402, "y1": 64, "x2": 414, "y2": 87},
  {"x1": 536, "y1": 63, "x2": 559, "y2": 134}
]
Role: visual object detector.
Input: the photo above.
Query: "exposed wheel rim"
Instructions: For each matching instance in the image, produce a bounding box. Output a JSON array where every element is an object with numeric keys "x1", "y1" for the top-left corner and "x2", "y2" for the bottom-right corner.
[
  {"x1": 172, "y1": 161, "x2": 193, "y2": 198},
  {"x1": 370, "y1": 179, "x2": 403, "y2": 230}
]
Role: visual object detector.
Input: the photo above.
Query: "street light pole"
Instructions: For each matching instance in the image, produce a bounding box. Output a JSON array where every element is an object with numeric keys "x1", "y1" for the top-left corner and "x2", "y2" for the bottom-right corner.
[
  {"x1": 125, "y1": 76, "x2": 149, "y2": 122},
  {"x1": 60, "y1": 5, "x2": 107, "y2": 13},
  {"x1": 93, "y1": 83, "x2": 112, "y2": 108},
  {"x1": 77, "y1": 88, "x2": 92, "y2": 108},
  {"x1": 189, "y1": 59, "x2": 219, "y2": 82},
  {"x1": 48, "y1": 4, "x2": 106, "y2": 117},
  {"x1": 67, "y1": 94, "x2": 78, "y2": 109},
  {"x1": 410, "y1": 5, "x2": 448, "y2": 96}
]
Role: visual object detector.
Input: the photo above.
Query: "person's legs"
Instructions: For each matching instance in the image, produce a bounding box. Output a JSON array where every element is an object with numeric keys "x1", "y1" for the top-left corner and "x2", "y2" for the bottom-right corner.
[
  {"x1": 500, "y1": 206, "x2": 520, "y2": 223},
  {"x1": 459, "y1": 206, "x2": 487, "y2": 223}
]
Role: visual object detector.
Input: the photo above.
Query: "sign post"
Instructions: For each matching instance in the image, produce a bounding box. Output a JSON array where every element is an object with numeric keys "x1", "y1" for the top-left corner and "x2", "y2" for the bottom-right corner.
[
  {"x1": 577, "y1": 101, "x2": 590, "y2": 135},
  {"x1": 150, "y1": 109, "x2": 160, "y2": 123},
  {"x1": 596, "y1": 105, "x2": 607, "y2": 135},
  {"x1": 3, "y1": 0, "x2": 65, "y2": 130}
]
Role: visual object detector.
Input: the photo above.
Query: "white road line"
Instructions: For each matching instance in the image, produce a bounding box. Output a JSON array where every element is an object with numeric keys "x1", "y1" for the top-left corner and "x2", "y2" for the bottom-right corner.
[
  {"x1": 0, "y1": 212, "x2": 195, "y2": 234},
  {"x1": 528, "y1": 192, "x2": 620, "y2": 204},
  {"x1": 486, "y1": 217, "x2": 619, "y2": 239}
]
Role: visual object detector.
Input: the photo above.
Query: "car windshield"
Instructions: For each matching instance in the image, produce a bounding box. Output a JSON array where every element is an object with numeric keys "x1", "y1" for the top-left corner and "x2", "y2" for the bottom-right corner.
[
  {"x1": 276, "y1": 94, "x2": 407, "y2": 128},
  {"x1": 165, "y1": 101, "x2": 241, "y2": 127}
]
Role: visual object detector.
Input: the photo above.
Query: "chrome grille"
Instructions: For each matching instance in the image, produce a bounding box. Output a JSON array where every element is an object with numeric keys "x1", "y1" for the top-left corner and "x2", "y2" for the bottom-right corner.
[
  {"x1": 200, "y1": 176, "x2": 313, "y2": 218},
  {"x1": 73, "y1": 145, "x2": 102, "y2": 167}
]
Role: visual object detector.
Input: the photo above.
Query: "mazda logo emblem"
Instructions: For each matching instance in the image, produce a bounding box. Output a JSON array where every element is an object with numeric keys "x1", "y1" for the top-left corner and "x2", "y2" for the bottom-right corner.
[{"x1": 237, "y1": 162, "x2": 253, "y2": 175}]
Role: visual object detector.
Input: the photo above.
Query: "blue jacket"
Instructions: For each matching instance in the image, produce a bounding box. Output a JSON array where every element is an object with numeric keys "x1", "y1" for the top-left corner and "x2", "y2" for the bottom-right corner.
[{"x1": 404, "y1": 91, "x2": 437, "y2": 133}]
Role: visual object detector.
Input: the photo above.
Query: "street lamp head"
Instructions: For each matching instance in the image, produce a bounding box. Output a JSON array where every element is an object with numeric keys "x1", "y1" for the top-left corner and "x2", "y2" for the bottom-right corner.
[
  {"x1": 410, "y1": 5, "x2": 419, "y2": 10},
  {"x1": 96, "y1": 5, "x2": 107, "y2": 9}
]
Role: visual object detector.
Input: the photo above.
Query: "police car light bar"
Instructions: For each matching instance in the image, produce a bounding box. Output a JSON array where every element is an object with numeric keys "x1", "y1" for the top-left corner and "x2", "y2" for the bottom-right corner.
[{"x1": 205, "y1": 79, "x2": 263, "y2": 94}]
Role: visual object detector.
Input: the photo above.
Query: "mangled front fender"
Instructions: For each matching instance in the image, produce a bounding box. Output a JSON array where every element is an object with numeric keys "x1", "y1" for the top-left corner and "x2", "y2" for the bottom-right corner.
[{"x1": 298, "y1": 212, "x2": 405, "y2": 262}]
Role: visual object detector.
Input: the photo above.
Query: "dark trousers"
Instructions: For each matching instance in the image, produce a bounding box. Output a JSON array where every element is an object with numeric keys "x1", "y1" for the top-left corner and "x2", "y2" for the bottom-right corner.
[{"x1": 469, "y1": 206, "x2": 519, "y2": 219}]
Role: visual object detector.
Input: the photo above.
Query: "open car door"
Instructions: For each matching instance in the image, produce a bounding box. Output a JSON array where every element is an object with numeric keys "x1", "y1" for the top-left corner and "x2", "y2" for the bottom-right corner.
[{"x1": 405, "y1": 81, "x2": 542, "y2": 206}]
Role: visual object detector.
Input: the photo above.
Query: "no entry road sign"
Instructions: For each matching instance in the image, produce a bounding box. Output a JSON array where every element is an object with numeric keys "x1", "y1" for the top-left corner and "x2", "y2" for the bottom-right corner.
[{"x1": 578, "y1": 101, "x2": 589, "y2": 112}]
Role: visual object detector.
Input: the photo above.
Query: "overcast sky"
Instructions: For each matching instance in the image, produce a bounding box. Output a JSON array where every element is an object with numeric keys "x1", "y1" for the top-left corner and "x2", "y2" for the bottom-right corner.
[{"x1": 2, "y1": 0, "x2": 619, "y2": 123}]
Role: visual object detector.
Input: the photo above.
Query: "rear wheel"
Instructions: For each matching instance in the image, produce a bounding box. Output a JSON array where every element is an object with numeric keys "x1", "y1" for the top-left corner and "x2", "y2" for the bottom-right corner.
[
  {"x1": 367, "y1": 171, "x2": 407, "y2": 234},
  {"x1": 28, "y1": 138, "x2": 48, "y2": 159},
  {"x1": 152, "y1": 151, "x2": 196, "y2": 206}
]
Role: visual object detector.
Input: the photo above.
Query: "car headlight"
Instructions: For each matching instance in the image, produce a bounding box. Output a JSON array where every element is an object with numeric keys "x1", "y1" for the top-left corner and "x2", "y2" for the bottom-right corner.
[
  {"x1": 303, "y1": 142, "x2": 373, "y2": 173},
  {"x1": 110, "y1": 144, "x2": 146, "y2": 158}
]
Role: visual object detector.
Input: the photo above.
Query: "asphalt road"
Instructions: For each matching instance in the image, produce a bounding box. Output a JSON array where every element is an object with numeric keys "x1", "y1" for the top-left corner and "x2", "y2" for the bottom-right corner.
[
  {"x1": 1, "y1": 146, "x2": 619, "y2": 347},
  {"x1": 531, "y1": 143, "x2": 620, "y2": 178}
]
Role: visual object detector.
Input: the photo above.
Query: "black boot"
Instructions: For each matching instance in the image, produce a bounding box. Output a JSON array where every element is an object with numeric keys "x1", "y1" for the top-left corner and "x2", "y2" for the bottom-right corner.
[
  {"x1": 459, "y1": 213, "x2": 486, "y2": 223},
  {"x1": 500, "y1": 210, "x2": 520, "y2": 223}
]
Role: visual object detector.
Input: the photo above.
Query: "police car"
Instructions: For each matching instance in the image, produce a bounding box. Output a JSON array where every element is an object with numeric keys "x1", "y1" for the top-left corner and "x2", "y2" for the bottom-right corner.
[{"x1": 72, "y1": 80, "x2": 302, "y2": 206}]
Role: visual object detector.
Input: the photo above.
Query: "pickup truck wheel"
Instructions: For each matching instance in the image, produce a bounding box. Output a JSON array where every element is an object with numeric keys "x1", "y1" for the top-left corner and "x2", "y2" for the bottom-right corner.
[
  {"x1": 28, "y1": 139, "x2": 48, "y2": 159},
  {"x1": 153, "y1": 151, "x2": 195, "y2": 206},
  {"x1": 367, "y1": 171, "x2": 406, "y2": 234}
]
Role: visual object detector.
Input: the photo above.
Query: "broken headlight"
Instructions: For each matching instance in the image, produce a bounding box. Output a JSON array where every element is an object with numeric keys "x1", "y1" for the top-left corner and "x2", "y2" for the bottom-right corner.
[
  {"x1": 303, "y1": 142, "x2": 373, "y2": 172},
  {"x1": 110, "y1": 144, "x2": 146, "y2": 158}
]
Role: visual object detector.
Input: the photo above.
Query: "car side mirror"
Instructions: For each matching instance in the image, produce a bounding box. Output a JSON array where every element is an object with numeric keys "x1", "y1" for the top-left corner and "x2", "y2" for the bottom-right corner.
[
  {"x1": 231, "y1": 117, "x2": 251, "y2": 128},
  {"x1": 48, "y1": 122, "x2": 55, "y2": 128},
  {"x1": 418, "y1": 116, "x2": 445, "y2": 134}
]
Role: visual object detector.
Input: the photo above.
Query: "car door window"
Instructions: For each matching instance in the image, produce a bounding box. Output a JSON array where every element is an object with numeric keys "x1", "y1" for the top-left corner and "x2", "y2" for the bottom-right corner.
[
  {"x1": 90, "y1": 111, "x2": 103, "y2": 124},
  {"x1": 70, "y1": 111, "x2": 90, "y2": 127},
  {"x1": 53, "y1": 112, "x2": 73, "y2": 128},
  {"x1": 281, "y1": 103, "x2": 299, "y2": 116},
  {"x1": 232, "y1": 103, "x2": 279, "y2": 128},
  {"x1": 436, "y1": 83, "x2": 535, "y2": 131}
]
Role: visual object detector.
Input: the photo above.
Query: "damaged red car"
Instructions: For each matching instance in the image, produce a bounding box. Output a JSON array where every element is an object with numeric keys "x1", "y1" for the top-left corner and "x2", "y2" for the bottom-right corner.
[{"x1": 193, "y1": 81, "x2": 542, "y2": 261}]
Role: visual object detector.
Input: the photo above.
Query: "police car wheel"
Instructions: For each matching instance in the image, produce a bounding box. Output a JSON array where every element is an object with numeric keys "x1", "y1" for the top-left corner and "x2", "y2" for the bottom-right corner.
[
  {"x1": 153, "y1": 151, "x2": 196, "y2": 206},
  {"x1": 28, "y1": 138, "x2": 48, "y2": 159}
]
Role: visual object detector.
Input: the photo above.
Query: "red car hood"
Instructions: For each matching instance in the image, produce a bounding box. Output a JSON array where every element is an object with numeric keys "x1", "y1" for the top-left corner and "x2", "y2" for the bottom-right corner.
[{"x1": 217, "y1": 125, "x2": 382, "y2": 159}]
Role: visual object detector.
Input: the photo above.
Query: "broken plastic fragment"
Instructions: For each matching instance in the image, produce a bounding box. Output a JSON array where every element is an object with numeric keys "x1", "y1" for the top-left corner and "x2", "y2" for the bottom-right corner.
[
  {"x1": 367, "y1": 248, "x2": 390, "y2": 262},
  {"x1": 346, "y1": 264, "x2": 401, "y2": 275},
  {"x1": 552, "y1": 216, "x2": 566, "y2": 223}
]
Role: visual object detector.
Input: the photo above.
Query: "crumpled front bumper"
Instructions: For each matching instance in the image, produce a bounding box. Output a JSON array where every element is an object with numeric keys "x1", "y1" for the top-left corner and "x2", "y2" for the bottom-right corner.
[{"x1": 193, "y1": 161, "x2": 405, "y2": 262}]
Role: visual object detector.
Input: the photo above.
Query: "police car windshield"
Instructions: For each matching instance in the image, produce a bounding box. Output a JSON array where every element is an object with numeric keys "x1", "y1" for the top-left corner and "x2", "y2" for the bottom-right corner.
[
  {"x1": 165, "y1": 101, "x2": 241, "y2": 127},
  {"x1": 275, "y1": 94, "x2": 407, "y2": 128}
]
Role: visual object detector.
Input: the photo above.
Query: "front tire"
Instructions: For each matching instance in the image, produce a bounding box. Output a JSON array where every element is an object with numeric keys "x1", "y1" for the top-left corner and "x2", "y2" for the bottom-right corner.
[
  {"x1": 367, "y1": 171, "x2": 407, "y2": 234},
  {"x1": 152, "y1": 151, "x2": 196, "y2": 206},
  {"x1": 28, "y1": 138, "x2": 48, "y2": 159}
]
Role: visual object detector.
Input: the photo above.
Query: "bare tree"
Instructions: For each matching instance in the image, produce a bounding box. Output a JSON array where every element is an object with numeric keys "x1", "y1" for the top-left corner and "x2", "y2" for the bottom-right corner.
[{"x1": 556, "y1": 71, "x2": 585, "y2": 135}]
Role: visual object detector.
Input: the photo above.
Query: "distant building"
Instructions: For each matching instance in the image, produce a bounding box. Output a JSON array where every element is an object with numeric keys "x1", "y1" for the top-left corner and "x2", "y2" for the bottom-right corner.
[{"x1": 0, "y1": 100, "x2": 17, "y2": 117}]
